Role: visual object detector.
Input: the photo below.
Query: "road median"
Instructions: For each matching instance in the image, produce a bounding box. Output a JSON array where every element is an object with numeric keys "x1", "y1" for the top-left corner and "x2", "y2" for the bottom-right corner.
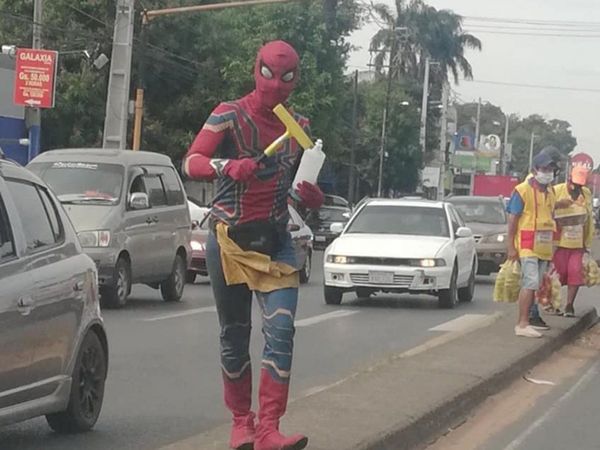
[{"x1": 162, "y1": 306, "x2": 597, "y2": 450}]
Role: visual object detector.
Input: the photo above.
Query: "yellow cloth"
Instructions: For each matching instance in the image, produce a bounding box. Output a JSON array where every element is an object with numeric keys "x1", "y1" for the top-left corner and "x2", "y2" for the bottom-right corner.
[
  {"x1": 216, "y1": 223, "x2": 299, "y2": 292},
  {"x1": 553, "y1": 183, "x2": 594, "y2": 249},
  {"x1": 514, "y1": 180, "x2": 556, "y2": 260}
]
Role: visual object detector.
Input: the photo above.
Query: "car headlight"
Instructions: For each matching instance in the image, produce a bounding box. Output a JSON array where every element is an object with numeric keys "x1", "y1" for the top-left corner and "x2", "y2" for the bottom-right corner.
[
  {"x1": 78, "y1": 230, "x2": 111, "y2": 248},
  {"x1": 481, "y1": 233, "x2": 507, "y2": 244},
  {"x1": 416, "y1": 258, "x2": 446, "y2": 267},
  {"x1": 191, "y1": 240, "x2": 205, "y2": 251},
  {"x1": 326, "y1": 255, "x2": 355, "y2": 264}
]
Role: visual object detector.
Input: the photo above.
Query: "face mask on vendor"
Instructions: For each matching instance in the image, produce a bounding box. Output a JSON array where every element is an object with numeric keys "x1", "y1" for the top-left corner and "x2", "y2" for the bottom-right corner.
[{"x1": 534, "y1": 168, "x2": 554, "y2": 185}]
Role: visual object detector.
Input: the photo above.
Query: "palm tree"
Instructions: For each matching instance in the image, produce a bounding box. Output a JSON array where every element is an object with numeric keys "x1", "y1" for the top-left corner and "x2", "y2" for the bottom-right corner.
[{"x1": 369, "y1": 0, "x2": 481, "y2": 84}]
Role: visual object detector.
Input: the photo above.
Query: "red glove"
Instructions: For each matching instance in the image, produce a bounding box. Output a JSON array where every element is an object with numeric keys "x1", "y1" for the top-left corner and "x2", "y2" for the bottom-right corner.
[
  {"x1": 223, "y1": 158, "x2": 259, "y2": 182},
  {"x1": 295, "y1": 181, "x2": 324, "y2": 210}
]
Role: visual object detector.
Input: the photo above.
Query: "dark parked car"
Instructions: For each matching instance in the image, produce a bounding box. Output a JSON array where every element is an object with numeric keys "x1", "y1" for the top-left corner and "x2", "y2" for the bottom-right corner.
[
  {"x1": 447, "y1": 195, "x2": 507, "y2": 275},
  {"x1": 306, "y1": 206, "x2": 351, "y2": 250},
  {"x1": 324, "y1": 194, "x2": 350, "y2": 208},
  {"x1": 0, "y1": 155, "x2": 108, "y2": 432}
]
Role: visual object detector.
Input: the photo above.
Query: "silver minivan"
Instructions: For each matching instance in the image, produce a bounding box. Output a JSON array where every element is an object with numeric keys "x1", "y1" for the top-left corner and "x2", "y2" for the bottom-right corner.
[
  {"x1": 29, "y1": 149, "x2": 192, "y2": 308},
  {"x1": 0, "y1": 155, "x2": 108, "y2": 431}
]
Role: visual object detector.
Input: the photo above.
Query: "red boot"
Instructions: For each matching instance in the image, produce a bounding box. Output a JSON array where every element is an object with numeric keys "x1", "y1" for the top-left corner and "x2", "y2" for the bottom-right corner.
[
  {"x1": 224, "y1": 370, "x2": 256, "y2": 450},
  {"x1": 255, "y1": 369, "x2": 308, "y2": 450}
]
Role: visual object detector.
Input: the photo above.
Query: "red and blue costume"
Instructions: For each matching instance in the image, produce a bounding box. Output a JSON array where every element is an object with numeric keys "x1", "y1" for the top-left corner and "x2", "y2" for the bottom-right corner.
[{"x1": 184, "y1": 41, "x2": 323, "y2": 450}]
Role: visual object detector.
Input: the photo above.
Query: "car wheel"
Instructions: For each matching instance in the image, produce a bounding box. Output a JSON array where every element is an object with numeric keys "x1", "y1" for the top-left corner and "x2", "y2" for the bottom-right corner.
[
  {"x1": 100, "y1": 257, "x2": 131, "y2": 309},
  {"x1": 161, "y1": 253, "x2": 186, "y2": 302},
  {"x1": 299, "y1": 251, "x2": 312, "y2": 284},
  {"x1": 356, "y1": 288, "x2": 373, "y2": 298},
  {"x1": 186, "y1": 271, "x2": 197, "y2": 284},
  {"x1": 324, "y1": 286, "x2": 343, "y2": 305},
  {"x1": 46, "y1": 332, "x2": 107, "y2": 433},
  {"x1": 438, "y1": 264, "x2": 458, "y2": 309},
  {"x1": 458, "y1": 260, "x2": 476, "y2": 302}
]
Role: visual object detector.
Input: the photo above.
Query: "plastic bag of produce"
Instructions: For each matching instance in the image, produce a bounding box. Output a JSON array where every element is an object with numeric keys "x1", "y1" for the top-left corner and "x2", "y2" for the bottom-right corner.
[
  {"x1": 494, "y1": 260, "x2": 521, "y2": 303},
  {"x1": 583, "y1": 253, "x2": 600, "y2": 287},
  {"x1": 538, "y1": 266, "x2": 562, "y2": 310}
]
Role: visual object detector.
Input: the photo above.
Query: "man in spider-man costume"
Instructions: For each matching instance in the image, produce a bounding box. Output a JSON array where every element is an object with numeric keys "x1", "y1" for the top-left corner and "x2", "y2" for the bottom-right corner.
[{"x1": 184, "y1": 41, "x2": 323, "y2": 450}]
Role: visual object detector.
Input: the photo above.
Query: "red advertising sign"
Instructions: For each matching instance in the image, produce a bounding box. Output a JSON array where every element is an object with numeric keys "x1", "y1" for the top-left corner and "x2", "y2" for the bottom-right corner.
[
  {"x1": 13, "y1": 48, "x2": 58, "y2": 109},
  {"x1": 473, "y1": 174, "x2": 520, "y2": 198}
]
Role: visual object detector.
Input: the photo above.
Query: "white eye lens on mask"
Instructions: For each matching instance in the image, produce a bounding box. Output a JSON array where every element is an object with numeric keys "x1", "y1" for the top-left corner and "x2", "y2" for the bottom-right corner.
[
  {"x1": 260, "y1": 65, "x2": 273, "y2": 79},
  {"x1": 535, "y1": 172, "x2": 554, "y2": 185},
  {"x1": 281, "y1": 71, "x2": 295, "y2": 82}
]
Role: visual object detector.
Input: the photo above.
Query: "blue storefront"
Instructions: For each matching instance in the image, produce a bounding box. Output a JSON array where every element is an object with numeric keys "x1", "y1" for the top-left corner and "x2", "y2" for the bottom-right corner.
[{"x1": 0, "y1": 54, "x2": 33, "y2": 165}]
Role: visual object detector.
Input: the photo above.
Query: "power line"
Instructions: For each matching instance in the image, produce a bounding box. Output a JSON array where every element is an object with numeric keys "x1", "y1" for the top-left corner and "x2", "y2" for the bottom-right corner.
[
  {"x1": 464, "y1": 16, "x2": 600, "y2": 27},
  {"x1": 464, "y1": 79, "x2": 600, "y2": 94},
  {"x1": 465, "y1": 24, "x2": 600, "y2": 33},
  {"x1": 465, "y1": 29, "x2": 600, "y2": 38}
]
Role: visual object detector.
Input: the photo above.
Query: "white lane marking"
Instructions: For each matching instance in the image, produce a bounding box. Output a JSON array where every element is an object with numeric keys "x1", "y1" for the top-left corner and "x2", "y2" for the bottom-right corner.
[
  {"x1": 429, "y1": 313, "x2": 492, "y2": 332},
  {"x1": 140, "y1": 306, "x2": 217, "y2": 322},
  {"x1": 295, "y1": 310, "x2": 358, "y2": 327},
  {"x1": 505, "y1": 361, "x2": 600, "y2": 450}
]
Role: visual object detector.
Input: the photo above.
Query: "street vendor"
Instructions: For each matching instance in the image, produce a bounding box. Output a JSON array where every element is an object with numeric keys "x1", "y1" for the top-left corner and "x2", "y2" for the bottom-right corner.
[
  {"x1": 507, "y1": 151, "x2": 571, "y2": 338},
  {"x1": 183, "y1": 41, "x2": 323, "y2": 450},
  {"x1": 552, "y1": 152, "x2": 595, "y2": 318}
]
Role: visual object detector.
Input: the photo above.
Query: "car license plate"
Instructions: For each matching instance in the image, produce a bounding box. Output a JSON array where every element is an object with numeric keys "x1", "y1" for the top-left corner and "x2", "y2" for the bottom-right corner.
[
  {"x1": 369, "y1": 271, "x2": 394, "y2": 284},
  {"x1": 315, "y1": 236, "x2": 326, "y2": 242}
]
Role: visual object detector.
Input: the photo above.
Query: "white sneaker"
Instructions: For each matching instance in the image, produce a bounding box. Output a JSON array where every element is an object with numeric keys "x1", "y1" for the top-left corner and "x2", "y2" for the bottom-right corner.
[{"x1": 514, "y1": 325, "x2": 542, "y2": 338}]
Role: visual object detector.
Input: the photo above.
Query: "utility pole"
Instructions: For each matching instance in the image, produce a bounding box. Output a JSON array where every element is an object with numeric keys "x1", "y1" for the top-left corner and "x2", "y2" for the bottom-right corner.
[
  {"x1": 377, "y1": 24, "x2": 397, "y2": 198},
  {"x1": 474, "y1": 97, "x2": 481, "y2": 151},
  {"x1": 419, "y1": 57, "x2": 431, "y2": 157},
  {"x1": 26, "y1": 0, "x2": 43, "y2": 162},
  {"x1": 500, "y1": 113, "x2": 510, "y2": 175},
  {"x1": 438, "y1": 82, "x2": 449, "y2": 201},
  {"x1": 529, "y1": 132, "x2": 536, "y2": 171},
  {"x1": 348, "y1": 69, "x2": 358, "y2": 203},
  {"x1": 103, "y1": 0, "x2": 135, "y2": 149}
]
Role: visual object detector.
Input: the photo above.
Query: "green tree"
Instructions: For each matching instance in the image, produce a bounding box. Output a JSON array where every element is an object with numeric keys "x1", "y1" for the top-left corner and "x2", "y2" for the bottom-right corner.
[
  {"x1": 369, "y1": 0, "x2": 481, "y2": 84},
  {"x1": 455, "y1": 102, "x2": 578, "y2": 176},
  {"x1": 0, "y1": 0, "x2": 362, "y2": 162}
]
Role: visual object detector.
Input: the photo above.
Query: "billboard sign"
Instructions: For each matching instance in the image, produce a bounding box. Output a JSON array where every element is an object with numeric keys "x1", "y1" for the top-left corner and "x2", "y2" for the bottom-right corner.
[{"x1": 13, "y1": 48, "x2": 58, "y2": 108}]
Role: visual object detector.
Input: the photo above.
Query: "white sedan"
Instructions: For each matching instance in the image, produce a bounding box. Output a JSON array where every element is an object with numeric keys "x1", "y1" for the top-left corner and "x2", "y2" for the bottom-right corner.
[{"x1": 323, "y1": 198, "x2": 478, "y2": 308}]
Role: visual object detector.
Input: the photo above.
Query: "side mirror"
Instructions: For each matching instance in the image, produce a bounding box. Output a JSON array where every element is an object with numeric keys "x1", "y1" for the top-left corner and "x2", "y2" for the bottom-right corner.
[
  {"x1": 191, "y1": 220, "x2": 200, "y2": 230},
  {"x1": 455, "y1": 226, "x2": 473, "y2": 239},
  {"x1": 129, "y1": 192, "x2": 149, "y2": 210},
  {"x1": 287, "y1": 223, "x2": 301, "y2": 232},
  {"x1": 330, "y1": 222, "x2": 344, "y2": 234}
]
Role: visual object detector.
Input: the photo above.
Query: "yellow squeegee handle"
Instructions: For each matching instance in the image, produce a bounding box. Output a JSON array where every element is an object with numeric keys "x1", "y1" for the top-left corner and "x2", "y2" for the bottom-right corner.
[{"x1": 263, "y1": 130, "x2": 291, "y2": 158}]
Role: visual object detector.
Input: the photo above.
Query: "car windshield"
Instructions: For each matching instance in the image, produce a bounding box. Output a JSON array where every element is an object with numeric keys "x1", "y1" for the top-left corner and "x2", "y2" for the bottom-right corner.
[
  {"x1": 188, "y1": 201, "x2": 209, "y2": 229},
  {"x1": 29, "y1": 162, "x2": 124, "y2": 205},
  {"x1": 451, "y1": 201, "x2": 506, "y2": 224},
  {"x1": 319, "y1": 208, "x2": 349, "y2": 222},
  {"x1": 346, "y1": 205, "x2": 449, "y2": 237}
]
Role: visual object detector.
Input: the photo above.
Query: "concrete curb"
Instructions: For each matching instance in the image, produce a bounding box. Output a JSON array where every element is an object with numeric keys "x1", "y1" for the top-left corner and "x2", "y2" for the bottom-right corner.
[{"x1": 359, "y1": 308, "x2": 599, "y2": 450}]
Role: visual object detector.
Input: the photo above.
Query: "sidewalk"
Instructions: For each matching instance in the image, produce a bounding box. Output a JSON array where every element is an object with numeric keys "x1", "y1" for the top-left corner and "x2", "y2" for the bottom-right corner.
[{"x1": 162, "y1": 306, "x2": 597, "y2": 450}]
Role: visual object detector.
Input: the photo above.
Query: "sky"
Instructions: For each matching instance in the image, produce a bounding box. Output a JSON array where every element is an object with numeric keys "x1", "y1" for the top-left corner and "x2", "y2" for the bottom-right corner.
[{"x1": 347, "y1": 0, "x2": 600, "y2": 163}]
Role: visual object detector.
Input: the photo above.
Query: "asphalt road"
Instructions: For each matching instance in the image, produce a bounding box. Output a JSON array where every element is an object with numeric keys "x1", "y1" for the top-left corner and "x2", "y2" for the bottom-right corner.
[
  {"x1": 427, "y1": 316, "x2": 600, "y2": 450},
  {"x1": 1, "y1": 253, "x2": 596, "y2": 450},
  {"x1": 493, "y1": 361, "x2": 600, "y2": 450}
]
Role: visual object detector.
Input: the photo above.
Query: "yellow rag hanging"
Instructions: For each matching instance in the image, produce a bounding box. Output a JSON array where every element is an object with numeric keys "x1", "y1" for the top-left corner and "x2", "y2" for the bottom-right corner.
[{"x1": 216, "y1": 223, "x2": 299, "y2": 292}]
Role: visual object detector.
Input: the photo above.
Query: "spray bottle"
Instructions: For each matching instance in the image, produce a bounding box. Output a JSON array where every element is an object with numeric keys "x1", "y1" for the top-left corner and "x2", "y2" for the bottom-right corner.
[{"x1": 292, "y1": 139, "x2": 325, "y2": 187}]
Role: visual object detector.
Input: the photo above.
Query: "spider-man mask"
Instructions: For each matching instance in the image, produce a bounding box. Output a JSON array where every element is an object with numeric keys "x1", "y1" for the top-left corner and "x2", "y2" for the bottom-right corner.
[{"x1": 254, "y1": 40, "x2": 299, "y2": 109}]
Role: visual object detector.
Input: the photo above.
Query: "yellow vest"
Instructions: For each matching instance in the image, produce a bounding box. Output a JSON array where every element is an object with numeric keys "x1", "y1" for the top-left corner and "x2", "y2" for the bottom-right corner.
[
  {"x1": 554, "y1": 182, "x2": 593, "y2": 249},
  {"x1": 514, "y1": 180, "x2": 556, "y2": 260}
]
